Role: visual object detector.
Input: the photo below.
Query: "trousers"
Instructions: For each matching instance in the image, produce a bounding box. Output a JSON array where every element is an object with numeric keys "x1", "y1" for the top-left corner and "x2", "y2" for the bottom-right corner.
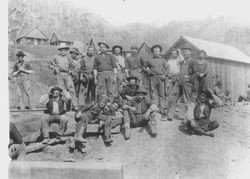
[
  {"x1": 97, "y1": 71, "x2": 115, "y2": 102},
  {"x1": 15, "y1": 76, "x2": 32, "y2": 108},
  {"x1": 150, "y1": 75, "x2": 165, "y2": 108}
]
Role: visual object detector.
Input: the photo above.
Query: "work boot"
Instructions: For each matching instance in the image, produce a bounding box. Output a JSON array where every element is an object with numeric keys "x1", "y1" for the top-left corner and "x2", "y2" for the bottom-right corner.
[
  {"x1": 74, "y1": 125, "x2": 87, "y2": 143},
  {"x1": 203, "y1": 131, "x2": 215, "y2": 137},
  {"x1": 104, "y1": 135, "x2": 113, "y2": 144},
  {"x1": 124, "y1": 123, "x2": 131, "y2": 140},
  {"x1": 42, "y1": 138, "x2": 50, "y2": 144},
  {"x1": 149, "y1": 120, "x2": 158, "y2": 136}
]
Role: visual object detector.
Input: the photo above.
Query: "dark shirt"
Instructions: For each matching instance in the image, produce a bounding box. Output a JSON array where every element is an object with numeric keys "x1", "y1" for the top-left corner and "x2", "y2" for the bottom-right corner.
[
  {"x1": 93, "y1": 53, "x2": 117, "y2": 72},
  {"x1": 181, "y1": 57, "x2": 197, "y2": 80},
  {"x1": 119, "y1": 84, "x2": 139, "y2": 99},
  {"x1": 125, "y1": 54, "x2": 144, "y2": 70},
  {"x1": 127, "y1": 98, "x2": 152, "y2": 115},
  {"x1": 146, "y1": 57, "x2": 168, "y2": 75},
  {"x1": 80, "y1": 55, "x2": 95, "y2": 74},
  {"x1": 196, "y1": 59, "x2": 208, "y2": 75},
  {"x1": 12, "y1": 61, "x2": 32, "y2": 77}
]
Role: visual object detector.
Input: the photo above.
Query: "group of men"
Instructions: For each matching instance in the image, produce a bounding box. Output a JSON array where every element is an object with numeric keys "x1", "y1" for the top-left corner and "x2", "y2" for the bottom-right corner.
[{"x1": 10, "y1": 41, "x2": 224, "y2": 158}]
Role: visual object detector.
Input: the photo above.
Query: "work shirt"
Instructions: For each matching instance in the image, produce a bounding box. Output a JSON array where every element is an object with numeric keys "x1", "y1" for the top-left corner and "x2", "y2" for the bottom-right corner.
[
  {"x1": 146, "y1": 57, "x2": 168, "y2": 76},
  {"x1": 126, "y1": 98, "x2": 152, "y2": 115},
  {"x1": 196, "y1": 59, "x2": 208, "y2": 75},
  {"x1": 51, "y1": 54, "x2": 73, "y2": 72},
  {"x1": 93, "y1": 53, "x2": 117, "y2": 72},
  {"x1": 52, "y1": 98, "x2": 60, "y2": 115},
  {"x1": 80, "y1": 55, "x2": 95, "y2": 74},
  {"x1": 114, "y1": 55, "x2": 126, "y2": 71},
  {"x1": 125, "y1": 54, "x2": 143, "y2": 70},
  {"x1": 181, "y1": 57, "x2": 196, "y2": 76},
  {"x1": 167, "y1": 57, "x2": 182, "y2": 75},
  {"x1": 119, "y1": 84, "x2": 139, "y2": 99},
  {"x1": 12, "y1": 61, "x2": 32, "y2": 77}
]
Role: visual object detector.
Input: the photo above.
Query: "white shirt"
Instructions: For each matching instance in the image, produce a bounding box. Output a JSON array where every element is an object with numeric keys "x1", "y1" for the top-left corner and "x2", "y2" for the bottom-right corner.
[
  {"x1": 167, "y1": 57, "x2": 182, "y2": 75},
  {"x1": 115, "y1": 55, "x2": 126, "y2": 71}
]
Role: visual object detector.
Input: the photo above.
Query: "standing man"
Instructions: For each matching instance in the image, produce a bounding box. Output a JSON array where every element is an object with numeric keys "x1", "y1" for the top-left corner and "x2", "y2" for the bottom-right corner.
[
  {"x1": 196, "y1": 49, "x2": 208, "y2": 94},
  {"x1": 93, "y1": 42, "x2": 117, "y2": 103},
  {"x1": 39, "y1": 86, "x2": 71, "y2": 144},
  {"x1": 125, "y1": 45, "x2": 145, "y2": 84},
  {"x1": 112, "y1": 45, "x2": 126, "y2": 91},
  {"x1": 166, "y1": 46, "x2": 197, "y2": 120},
  {"x1": 48, "y1": 44, "x2": 78, "y2": 111},
  {"x1": 144, "y1": 45, "x2": 168, "y2": 111},
  {"x1": 69, "y1": 47, "x2": 81, "y2": 107},
  {"x1": 80, "y1": 46, "x2": 96, "y2": 103},
  {"x1": 12, "y1": 51, "x2": 34, "y2": 110}
]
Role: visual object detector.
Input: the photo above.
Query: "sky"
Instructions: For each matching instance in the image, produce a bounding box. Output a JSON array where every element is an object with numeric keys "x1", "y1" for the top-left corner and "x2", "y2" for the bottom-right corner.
[{"x1": 70, "y1": 0, "x2": 250, "y2": 26}]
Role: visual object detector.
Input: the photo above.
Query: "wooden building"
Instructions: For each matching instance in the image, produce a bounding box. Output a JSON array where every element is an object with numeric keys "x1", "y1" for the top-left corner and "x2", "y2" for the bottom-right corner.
[
  {"x1": 164, "y1": 35, "x2": 250, "y2": 99},
  {"x1": 15, "y1": 28, "x2": 49, "y2": 45},
  {"x1": 50, "y1": 32, "x2": 73, "y2": 46}
]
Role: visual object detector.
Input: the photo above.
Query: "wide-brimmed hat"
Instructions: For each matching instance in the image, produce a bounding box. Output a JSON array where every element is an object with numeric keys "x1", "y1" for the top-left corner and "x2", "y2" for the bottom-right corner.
[
  {"x1": 135, "y1": 85, "x2": 148, "y2": 95},
  {"x1": 16, "y1": 51, "x2": 26, "y2": 57},
  {"x1": 69, "y1": 47, "x2": 80, "y2": 55},
  {"x1": 50, "y1": 86, "x2": 63, "y2": 93},
  {"x1": 198, "y1": 49, "x2": 207, "y2": 55},
  {"x1": 98, "y1": 94, "x2": 110, "y2": 102},
  {"x1": 182, "y1": 45, "x2": 193, "y2": 51},
  {"x1": 126, "y1": 76, "x2": 138, "y2": 81},
  {"x1": 112, "y1": 45, "x2": 123, "y2": 53},
  {"x1": 58, "y1": 43, "x2": 70, "y2": 51},
  {"x1": 98, "y1": 42, "x2": 109, "y2": 49},
  {"x1": 131, "y1": 45, "x2": 139, "y2": 50},
  {"x1": 151, "y1": 45, "x2": 162, "y2": 53}
]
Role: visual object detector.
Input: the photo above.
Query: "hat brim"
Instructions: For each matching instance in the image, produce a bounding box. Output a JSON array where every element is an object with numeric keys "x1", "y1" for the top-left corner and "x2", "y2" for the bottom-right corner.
[
  {"x1": 58, "y1": 47, "x2": 70, "y2": 51},
  {"x1": 16, "y1": 54, "x2": 26, "y2": 57},
  {"x1": 98, "y1": 42, "x2": 109, "y2": 49},
  {"x1": 150, "y1": 45, "x2": 162, "y2": 53},
  {"x1": 112, "y1": 45, "x2": 123, "y2": 52},
  {"x1": 50, "y1": 87, "x2": 63, "y2": 93},
  {"x1": 127, "y1": 76, "x2": 138, "y2": 81},
  {"x1": 69, "y1": 50, "x2": 80, "y2": 55},
  {"x1": 182, "y1": 47, "x2": 193, "y2": 51}
]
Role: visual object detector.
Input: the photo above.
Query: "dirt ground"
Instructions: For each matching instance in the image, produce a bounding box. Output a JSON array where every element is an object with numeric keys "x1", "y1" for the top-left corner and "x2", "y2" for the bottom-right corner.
[{"x1": 9, "y1": 104, "x2": 250, "y2": 179}]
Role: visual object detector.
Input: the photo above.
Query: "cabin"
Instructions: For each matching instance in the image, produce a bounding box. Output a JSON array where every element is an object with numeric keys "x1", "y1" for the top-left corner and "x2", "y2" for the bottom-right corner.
[
  {"x1": 15, "y1": 27, "x2": 49, "y2": 45},
  {"x1": 50, "y1": 32, "x2": 73, "y2": 46},
  {"x1": 164, "y1": 35, "x2": 250, "y2": 99}
]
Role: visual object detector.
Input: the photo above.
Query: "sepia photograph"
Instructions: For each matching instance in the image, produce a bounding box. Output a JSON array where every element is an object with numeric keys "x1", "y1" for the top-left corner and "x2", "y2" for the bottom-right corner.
[{"x1": 7, "y1": 0, "x2": 250, "y2": 178}]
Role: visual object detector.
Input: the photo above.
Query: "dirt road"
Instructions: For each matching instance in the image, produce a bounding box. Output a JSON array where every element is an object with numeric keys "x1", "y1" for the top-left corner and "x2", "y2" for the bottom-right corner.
[{"x1": 10, "y1": 105, "x2": 250, "y2": 179}]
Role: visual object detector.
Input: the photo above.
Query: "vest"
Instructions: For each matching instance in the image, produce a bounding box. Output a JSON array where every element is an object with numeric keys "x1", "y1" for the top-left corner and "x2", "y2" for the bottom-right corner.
[{"x1": 45, "y1": 95, "x2": 65, "y2": 115}]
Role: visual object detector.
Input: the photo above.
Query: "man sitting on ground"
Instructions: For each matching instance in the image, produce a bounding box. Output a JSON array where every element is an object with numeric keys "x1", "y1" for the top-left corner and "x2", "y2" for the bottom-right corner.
[
  {"x1": 185, "y1": 88, "x2": 222, "y2": 137},
  {"x1": 122, "y1": 85, "x2": 160, "y2": 139},
  {"x1": 39, "y1": 86, "x2": 71, "y2": 144}
]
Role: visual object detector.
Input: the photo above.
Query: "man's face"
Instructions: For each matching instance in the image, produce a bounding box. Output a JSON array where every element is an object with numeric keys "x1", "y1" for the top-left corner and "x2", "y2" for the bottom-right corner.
[
  {"x1": 52, "y1": 90, "x2": 60, "y2": 98},
  {"x1": 17, "y1": 56, "x2": 24, "y2": 62},
  {"x1": 153, "y1": 47, "x2": 161, "y2": 57},
  {"x1": 70, "y1": 52, "x2": 78, "y2": 60},
  {"x1": 114, "y1": 48, "x2": 121, "y2": 55},
  {"x1": 100, "y1": 44, "x2": 107, "y2": 53},
  {"x1": 99, "y1": 99, "x2": 107, "y2": 108},
  {"x1": 112, "y1": 103, "x2": 119, "y2": 111},
  {"x1": 131, "y1": 48, "x2": 138, "y2": 55},
  {"x1": 129, "y1": 79, "x2": 136, "y2": 85},
  {"x1": 200, "y1": 93, "x2": 207, "y2": 103},
  {"x1": 171, "y1": 50, "x2": 178, "y2": 58},
  {"x1": 199, "y1": 52, "x2": 205, "y2": 59},
  {"x1": 59, "y1": 49, "x2": 67, "y2": 56},
  {"x1": 87, "y1": 47, "x2": 94, "y2": 57},
  {"x1": 136, "y1": 93, "x2": 145, "y2": 102},
  {"x1": 183, "y1": 49, "x2": 191, "y2": 58}
]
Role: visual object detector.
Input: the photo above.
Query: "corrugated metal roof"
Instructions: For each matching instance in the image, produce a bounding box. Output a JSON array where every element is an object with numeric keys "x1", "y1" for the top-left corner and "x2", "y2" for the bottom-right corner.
[
  {"x1": 182, "y1": 35, "x2": 250, "y2": 64},
  {"x1": 17, "y1": 28, "x2": 48, "y2": 40}
]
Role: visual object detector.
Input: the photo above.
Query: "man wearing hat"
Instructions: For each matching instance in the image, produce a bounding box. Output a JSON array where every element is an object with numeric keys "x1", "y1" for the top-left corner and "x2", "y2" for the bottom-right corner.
[
  {"x1": 93, "y1": 42, "x2": 117, "y2": 103},
  {"x1": 125, "y1": 45, "x2": 145, "y2": 84},
  {"x1": 143, "y1": 45, "x2": 168, "y2": 111},
  {"x1": 69, "y1": 47, "x2": 82, "y2": 107},
  {"x1": 185, "y1": 88, "x2": 222, "y2": 137},
  {"x1": 12, "y1": 50, "x2": 34, "y2": 110},
  {"x1": 80, "y1": 46, "x2": 96, "y2": 103},
  {"x1": 119, "y1": 76, "x2": 139, "y2": 102},
  {"x1": 73, "y1": 95, "x2": 113, "y2": 144},
  {"x1": 122, "y1": 85, "x2": 160, "y2": 139},
  {"x1": 166, "y1": 45, "x2": 197, "y2": 120},
  {"x1": 196, "y1": 49, "x2": 209, "y2": 93},
  {"x1": 112, "y1": 45, "x2": 126, "y2": 92},
  {"x1": 48, "y1": 43, "x2": 78, "y2": 110},
  {"x1": 39, "y1": 86, "x2": 72, "y2": 144}
]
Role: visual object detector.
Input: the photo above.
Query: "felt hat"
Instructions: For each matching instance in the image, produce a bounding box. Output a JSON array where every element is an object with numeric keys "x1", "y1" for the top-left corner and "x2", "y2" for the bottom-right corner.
[
  {"x1": 131, "y1": 45, "x2": 139, "y2": 50},
  {"x1": 198, "y1": 49, "x2": 207, "y2": 55},
  {"x1": 50, "y1": 86, "x2": 63, "y2": 93},
  {"x1": 16, "y1": 51, "x2": 26, "y2": 57},
  {"x1": 126, "y1": 76, "x2": 138, "y2": 81},
  {"x1": 150, "y1": 44, "x2": 162, "y2": 53},
  {"x1": 182, "y1": 45, "x2": 193, "y2": 51},
  {"x1": 98, "y1": 95, "x2": 110, "y2": 102},
  {"x1": 58, "y1": 43, "x2": 70, "y2": 51},
  {"x1": 98, "y1": 42, "x2": 109, "y2": 49},
  {"x1": 112, "y1": 45, "x2": 123, "y2": 53},
  {"x1": 69, "y1": 47, "x2": 80, "y2": 55},
  {"x1": 135, "y1": 85, "x2": 148, "y2": 95}
]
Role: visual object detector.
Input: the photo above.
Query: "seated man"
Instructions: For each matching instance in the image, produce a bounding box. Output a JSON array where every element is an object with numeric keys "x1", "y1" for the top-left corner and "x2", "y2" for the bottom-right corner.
[
  {"x1": 74, "y1": 95, "x2": 112, "y2": 144},
  {"x1": 122, "y1": 85, "x2": 160, "y2": 139},
  {"x1": 185, "y1": 88, "x2": 223, "y2": 137},
  {"x1": 9, "y1": 122, "x2": 26, "y2": 160},
  {"x1": 119, "y1": 76, "x2": 139, "y2": 102},
  {"x1": 39, "y1": 86, "x2": 71, "y2": 144},
  {"x1": 238, "y1": 89, "x2": 250, "y2": 102},
  {"x1": 223, "y1": 90, "x2": 233, "y2": 106}
]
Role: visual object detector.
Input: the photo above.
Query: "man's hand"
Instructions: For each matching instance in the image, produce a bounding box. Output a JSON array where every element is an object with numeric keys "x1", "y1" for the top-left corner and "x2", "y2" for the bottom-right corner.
[
  {"x1": 54, "y1": 68, "x2": 60, "y2": 75},
  {"x1": 80, "y1": 74, "x2": 85, "y2": 81},
  {"x1": 144, "y1": 111, "x2": 150, "y2": 120},
  {"x1": 161, "y1": 75, "x2": 165, "y2": 81},
  {"x1": 146, "y1": 67, "x2": 151, "y2": 74},
  {"x1": 94, "y1": 78, "x2": 98, "y2": 85},
  {"x1": 130, "y1": 106, "x2": 137, "y2": 112}
]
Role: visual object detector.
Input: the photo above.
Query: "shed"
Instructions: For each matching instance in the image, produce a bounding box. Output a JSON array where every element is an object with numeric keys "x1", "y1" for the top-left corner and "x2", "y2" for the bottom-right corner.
[
  {"x1": 15, "y1": 27, "x2": 49, "y2": 45},
  {"x1": 164, "y1": 35, "x2": 250, "y2": 99},
  {"x1": 50, "y1": 32, "x2": 73, "y2": 46}
]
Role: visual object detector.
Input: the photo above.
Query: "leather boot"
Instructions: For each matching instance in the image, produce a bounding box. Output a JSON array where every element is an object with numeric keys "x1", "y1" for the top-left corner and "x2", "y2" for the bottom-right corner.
[{"x1": 124, "y1": 122, "x2": 130, "y2": 140}]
